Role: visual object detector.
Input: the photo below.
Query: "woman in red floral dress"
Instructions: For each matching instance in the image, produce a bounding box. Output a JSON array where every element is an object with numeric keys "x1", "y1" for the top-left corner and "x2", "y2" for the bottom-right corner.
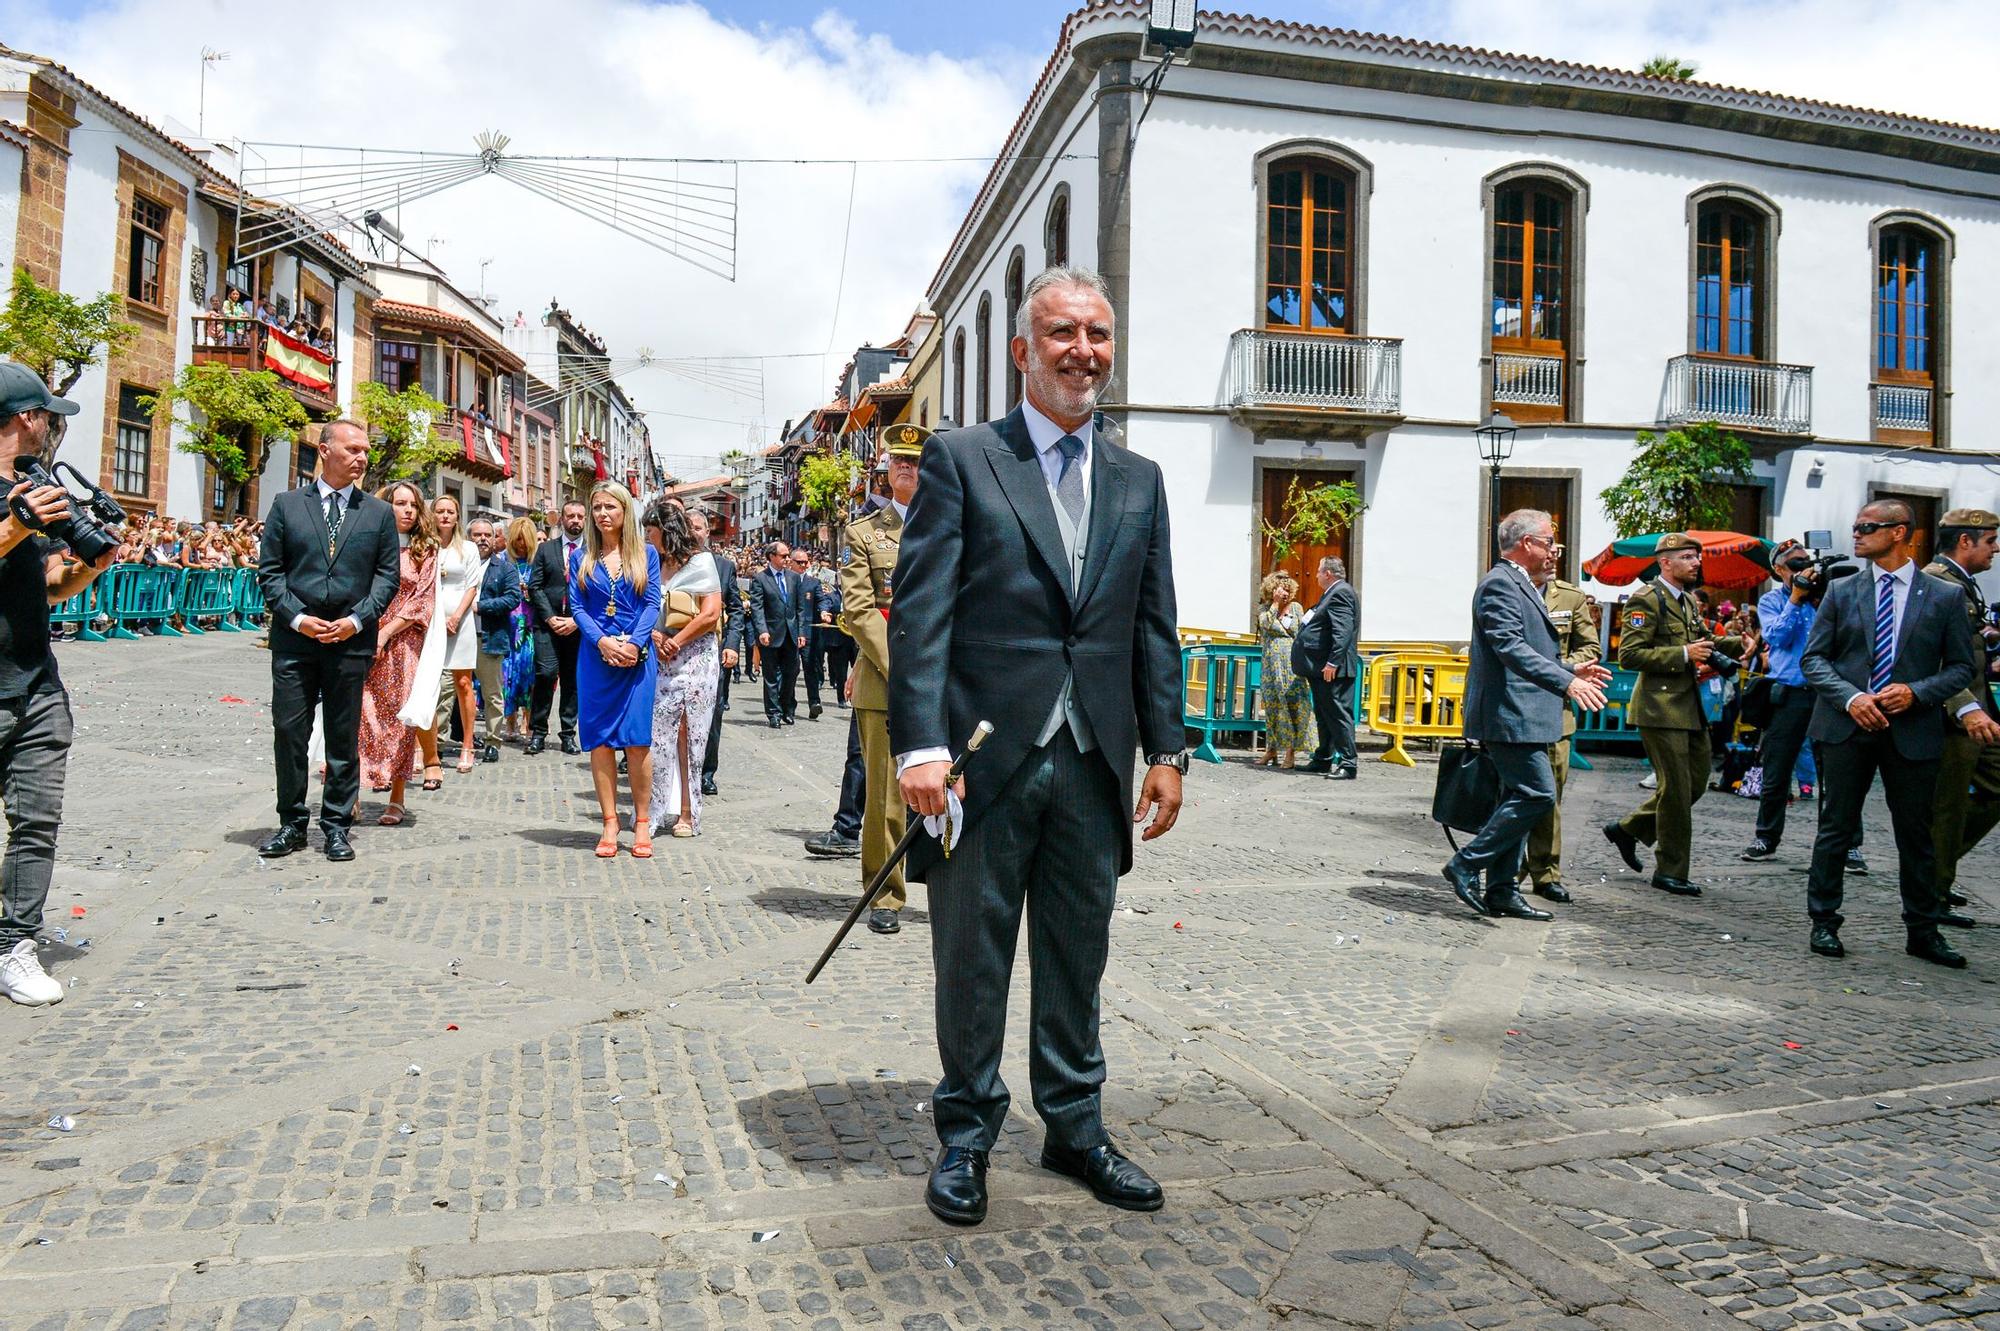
[{"x1": 357, "y1": 481, "x2": 441, "y2": 823}]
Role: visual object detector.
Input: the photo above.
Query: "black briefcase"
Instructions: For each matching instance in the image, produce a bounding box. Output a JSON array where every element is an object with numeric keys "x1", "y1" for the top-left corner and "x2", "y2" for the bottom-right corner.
[{"x1": 1432, "y1": 743, "x2": 1501, "y2": 834}]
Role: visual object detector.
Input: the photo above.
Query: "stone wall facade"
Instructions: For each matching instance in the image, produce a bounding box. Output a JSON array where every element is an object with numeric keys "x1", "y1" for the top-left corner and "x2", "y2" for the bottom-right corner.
[
  {"x1": 12, "y1": 72, "x2": 74, "y2": 288},
  {"x1": 101, "y1": 148, "x2": 189, "y2": 514}
]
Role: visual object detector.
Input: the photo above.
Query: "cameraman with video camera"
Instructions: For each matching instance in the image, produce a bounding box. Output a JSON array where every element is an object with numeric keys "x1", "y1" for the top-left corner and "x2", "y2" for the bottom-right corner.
[
  {"x1": 1741, "y1": 543, "x2": 1823, "y2": 863},
  {"x1": 0, "y1": 362, "x2": 117, "y2": 1006}
]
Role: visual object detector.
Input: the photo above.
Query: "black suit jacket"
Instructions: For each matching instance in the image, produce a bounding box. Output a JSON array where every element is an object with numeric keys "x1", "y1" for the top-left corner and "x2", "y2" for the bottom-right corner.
[
  {"x1": 1290, "y1": 579, "x2": 1360, "y2": 680},
  {"x1": 257, "y1": 485, "x2": 401, "y2": 658},
  {"x1": 749, "y1": 567, "x2": 810, "y2": 645},
  {"x1": 888, "y1": 406, "x2": 1182, "y2": 880},
  {"x1": 528, "y1": 536, "x2": 579, "y2": 628},
  {"x1": 1802, "y1": 561, "x2": 1977, "y2": 761},
  {"x1": 713, "y1": 555, "x2": 744, "y2": 655}
]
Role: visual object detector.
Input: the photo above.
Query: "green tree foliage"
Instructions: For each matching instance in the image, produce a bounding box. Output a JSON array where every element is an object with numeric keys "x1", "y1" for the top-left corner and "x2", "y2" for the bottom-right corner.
[
  {"x1": 1641, "y1": 55, "x2": 1699, "y2": 81},
  {"x1": 144, "y1": 363, "x2": 307, "y2": 517},
  {"x1": 0, "y1": 267, "x2": 137, "y2": 396},
  {"x1": 1599, "y1": 422, "x2": 1753, "y2": 536},
  {"x1": 1261, "y1": 476, "x2": 1366, "y2": 565},
  {"x1": 799, "y1": 450, "x2": 862, "y2": 526},
  {"x1": 353, "y1": 379, "x2": 457, "y2": 489}
]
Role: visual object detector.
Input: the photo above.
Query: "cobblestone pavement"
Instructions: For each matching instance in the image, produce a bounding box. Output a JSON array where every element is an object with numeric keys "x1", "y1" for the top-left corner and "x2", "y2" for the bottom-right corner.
[{"x1": 5, "y1": 635, "x2": 2000, "y2": 1330}]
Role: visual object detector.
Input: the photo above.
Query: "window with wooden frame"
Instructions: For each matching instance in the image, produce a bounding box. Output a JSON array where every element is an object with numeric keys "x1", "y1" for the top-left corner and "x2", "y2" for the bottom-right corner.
[
  {"x1": 378, "y1": 339, "x2": 422, "y2": 394},
  {"x1": 113, "y1": 385, "x2": 153, "y2": 495},
  {"x1": 1004, "y1": 250, "x2": 1025, "y2": 411},
  {"x1": 1876, "y1": 226, "x2": 1937, "y2": 384},
  {"x1": 1492, "y1": 184, "x2": 1568, "y2": 354},
  {"x1": 951, "y1": 329, "x2": 966, "y2": 426},
  {"x1": 126, "y1": 195, "x2": 169, "y2": 307},
  {"x1": 1263, "y1": 158, "x2": 1355, "y2": 333},
  {"x1": 1044, "y1": 192, "x2": 1069, "y2": 268},
  {"x1": 975, "y1": 295, "x2": 992, "y2": 423},
  {"x1": 1693, "y1": 201, "x2": 1767, "y2": 359}
]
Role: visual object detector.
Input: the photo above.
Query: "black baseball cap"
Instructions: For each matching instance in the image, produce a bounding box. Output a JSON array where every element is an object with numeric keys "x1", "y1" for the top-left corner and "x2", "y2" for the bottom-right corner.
[{"x1": 0, "y1": 361, "x2": 79, "y2": 417}]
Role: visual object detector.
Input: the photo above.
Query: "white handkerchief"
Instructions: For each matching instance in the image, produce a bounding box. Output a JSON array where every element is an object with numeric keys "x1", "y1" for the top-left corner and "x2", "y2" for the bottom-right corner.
[{"x1": 923, "y1": 789, "x2": 964, "y2": 848}]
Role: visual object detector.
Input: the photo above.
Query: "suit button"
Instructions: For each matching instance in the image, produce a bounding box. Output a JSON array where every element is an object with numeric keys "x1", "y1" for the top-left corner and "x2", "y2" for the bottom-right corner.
[{"x1": 1065, "y1": 636, "x2": 1078, "y2": 649}]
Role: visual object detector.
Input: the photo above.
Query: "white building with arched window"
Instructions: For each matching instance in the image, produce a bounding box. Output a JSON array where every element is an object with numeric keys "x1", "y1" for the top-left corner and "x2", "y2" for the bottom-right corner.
[{"x1": 923, "y1": 3, "x2": 2000, "y2": 639}]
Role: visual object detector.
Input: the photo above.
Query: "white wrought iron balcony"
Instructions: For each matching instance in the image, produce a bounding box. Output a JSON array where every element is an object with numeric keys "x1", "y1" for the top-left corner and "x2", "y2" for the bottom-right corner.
[
  {"x1": 1873, "y1": 383, "x2": 1933, "y2": 436},
  {"x1": 1492, "y1": 353, "x2": 1563, "y2": 412},
  {"x1": 1228, "y1": 329, "x2": 1401, "y2": 417},
  {"x1": 1662, "y1": 355, "x2": 1813, "y2": 435}
]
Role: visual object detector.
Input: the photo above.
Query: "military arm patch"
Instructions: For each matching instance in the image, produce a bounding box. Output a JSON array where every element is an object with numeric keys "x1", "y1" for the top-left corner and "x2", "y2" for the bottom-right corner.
[{"x1": 1626, "y1": 611, "x2": 1648, "y2": 629}]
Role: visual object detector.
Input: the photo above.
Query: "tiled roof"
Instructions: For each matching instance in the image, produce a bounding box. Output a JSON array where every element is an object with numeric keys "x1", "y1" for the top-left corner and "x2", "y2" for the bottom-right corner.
[
  {"x1": 372, "y1": 300, "x2": 526, "y2": 371},
  {"x1": 927, "y1": 1, "x2": 2000, "y2": 300},
  {"x1": 0, "y1": 45, "x2": 236, "y2": 189}
]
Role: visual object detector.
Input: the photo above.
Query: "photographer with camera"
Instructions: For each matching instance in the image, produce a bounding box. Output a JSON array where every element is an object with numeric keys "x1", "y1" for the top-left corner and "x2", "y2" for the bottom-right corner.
[
  {"x1": 1741, "y1": 543, "x2": 1823, "y2": 863},
  {"x1": 0, "y1": 363, "x2": 116, "y2": 1006}
]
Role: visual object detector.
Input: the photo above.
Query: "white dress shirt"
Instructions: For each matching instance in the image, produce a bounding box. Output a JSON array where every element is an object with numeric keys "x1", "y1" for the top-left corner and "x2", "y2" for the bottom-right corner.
[
  {"x1": 291, "y1": 479, "x2": 364, "y2": 637},
  {"x1": 1853, "y1": 558, "x2": 1981, "y2": 718}
]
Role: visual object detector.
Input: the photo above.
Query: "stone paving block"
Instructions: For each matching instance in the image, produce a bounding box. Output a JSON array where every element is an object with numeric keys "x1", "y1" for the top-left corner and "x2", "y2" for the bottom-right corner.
[{"x1": 418, "y1": 1231, "x2": 665, "y2": 1280}]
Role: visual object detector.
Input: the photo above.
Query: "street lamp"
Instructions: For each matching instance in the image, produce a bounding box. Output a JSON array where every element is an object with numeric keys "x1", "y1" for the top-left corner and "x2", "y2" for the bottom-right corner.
[{"x1": 1472, "y1": 412, "x2": 1518, "y2": 565}]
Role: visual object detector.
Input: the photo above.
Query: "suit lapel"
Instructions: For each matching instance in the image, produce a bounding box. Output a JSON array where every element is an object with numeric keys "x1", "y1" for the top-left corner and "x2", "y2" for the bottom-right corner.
[
  {"x1": 1072, "y1": 438, "x2": 1127, "y2": 610},
  {"x1": 1895, "y1": 568, "x2": 1928, "y2": 661},
  {"x1": 327, "y1": 486, "x2": 360, "y2": 564},
  {"x1": 982, "y1": 409, "x2": 1075, "y2": 604},
  {"x1": 302, "y1": 485, "x2": 333, "y2": 558}
]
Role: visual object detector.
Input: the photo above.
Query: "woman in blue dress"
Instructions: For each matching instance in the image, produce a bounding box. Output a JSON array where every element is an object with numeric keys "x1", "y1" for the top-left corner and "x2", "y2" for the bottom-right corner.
[{"x1": 570, "y1": 481, "x2": 662, "y2": 858}]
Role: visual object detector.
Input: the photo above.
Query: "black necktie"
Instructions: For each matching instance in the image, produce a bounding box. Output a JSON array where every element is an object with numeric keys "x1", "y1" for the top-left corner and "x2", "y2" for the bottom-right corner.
[{"x1": 324, "y1": 490, "x2": 343, "y2": 555}]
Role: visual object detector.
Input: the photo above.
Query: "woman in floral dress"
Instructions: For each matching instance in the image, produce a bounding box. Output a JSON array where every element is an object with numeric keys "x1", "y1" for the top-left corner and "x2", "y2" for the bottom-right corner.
[
  {"x1": 643, "y1": 502, "x2": 722, "y2": 837},
  {"x1": 357, "y1": 481, "x2": 441, "y2": 823},
  {"x1": 502, "y1": 518, "x2": 540, "y2": 739},
  {"x1": 1257, "y1": 571, "x2": 1316, "y2": 769}
]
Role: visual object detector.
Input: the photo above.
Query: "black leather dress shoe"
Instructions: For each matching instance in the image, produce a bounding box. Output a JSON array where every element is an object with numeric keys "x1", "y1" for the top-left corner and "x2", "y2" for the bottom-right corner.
[
  {"x1": 1651, "y1": 876, "x2": 1701, "y2": 897},
  {"x1": 867, "y1": 907, "x2": 901, "y2": 935},
  {"x1": 1441, "y1": 859, "x2": 1485, "y2": 917},
  {"x1": 700, "y1": 777, "x2": 718, "y2": 797},
  {"x1": 809, "y1": 704, "x2": 824, "y2": 721},
  {"x1": 482, "y1": 744, "x2": 500, "y2": 763},
  {"x1": 560, "y1": 737, "x2": 581, "y2": 755},
  {"x1": 782, "y1": 715, "x2": 796, "y2": 726},
  {"x1": 1907, "y1": 930, "x2": 1968, "y2": 969},
  {"x1": 1939, "y1": 911, "x2": 1977, "y2": 929},
  {"x1": 768, "y1": 719, "x2": 783, "y2": 729},
  {"x1": 1810, "y1": 924, "x2": 1845, "y2": 957},
  {"x1": 322, "y1": 827, "x2": 355, "y2": 862},
  {"x1": 926, "y1": 1146, "x2": 989, "y2": 1225},
  {"x1": 1328, "y1": 765, "x2": 1357, "y2": 780},
  {"x1": 1041, "y1": 1141, "x2": 1163, "y2": 1212},
  {"x1": 1485, "y1": 890, "x2": 1553, "y2": 921},
  {"x1": 525, "y1": 735, "x2": 546, "y2": 755},
  {"x1": 257, "y1": 826, "x2": 308, "y2": 858},
  {"x1": 1531, "y1": 882, "x2": 1572, "y2": 904},
  {"x1": 1298, "y1": 758, "x2": 1333, "y2": 774},
  {"x1": 1603, "y1": 823, "x2": 1643, "y2": 872},
  {"x1": 1947, "y1": 889, "x2": 1969, "y2": 907}
]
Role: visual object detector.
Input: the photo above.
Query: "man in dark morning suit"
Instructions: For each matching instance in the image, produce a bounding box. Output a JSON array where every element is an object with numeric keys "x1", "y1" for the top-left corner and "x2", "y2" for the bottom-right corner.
[
  {"x1": 891, "y1": 268, "x2": 1186, "y2": 1227},
  {"x1": 696, "y1": 508, "x2": 743, "y2": 796},
  {"x1": 1291, "y1": 554, "x2": 1361, "y2": 777},
  {"x1": 749, "y1": 541, "x2": 811, "y2": 726},
  {"x1": 255, "y1": 421, "x2": 401, "y2": 863},
  {"x1": 527, "y1": 499, "x2": 587, "y2": 755},
  {"x1": 1921, "y1": 509, "x2": 2000, "y2": 923},
  {"x1": 1800, "y1": 499, "x2": 1979, "y2": 968},
  {"x1": 1443, "y1": 509, "x2": 1609, "y2": 921}
]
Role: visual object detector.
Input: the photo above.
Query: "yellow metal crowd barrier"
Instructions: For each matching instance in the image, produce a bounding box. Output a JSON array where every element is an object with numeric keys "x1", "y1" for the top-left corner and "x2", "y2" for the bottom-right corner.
[{"x1": 1364, "y1": 650, "x2": 1470, "y2": 766}]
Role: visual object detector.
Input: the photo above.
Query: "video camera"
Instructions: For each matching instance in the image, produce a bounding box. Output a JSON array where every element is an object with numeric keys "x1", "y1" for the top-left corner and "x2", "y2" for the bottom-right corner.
[
  {"x1": 1780, "y1": 530, "x2": 1858, "y2": 604},
  {"x1": 9, "y1": 457, "x2": 126, "y2": 565}
]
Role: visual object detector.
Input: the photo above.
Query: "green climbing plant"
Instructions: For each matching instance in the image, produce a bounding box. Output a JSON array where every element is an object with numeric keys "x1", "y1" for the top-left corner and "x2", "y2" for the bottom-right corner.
[{"x1": 1261, "y1": 476, "x2": 1366, "y2": 565}]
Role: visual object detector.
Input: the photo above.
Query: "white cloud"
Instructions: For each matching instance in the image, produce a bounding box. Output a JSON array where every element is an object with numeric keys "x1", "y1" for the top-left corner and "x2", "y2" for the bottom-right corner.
[{"x1": 0, "y1": 0, "x2": 1034, "y2": 466}]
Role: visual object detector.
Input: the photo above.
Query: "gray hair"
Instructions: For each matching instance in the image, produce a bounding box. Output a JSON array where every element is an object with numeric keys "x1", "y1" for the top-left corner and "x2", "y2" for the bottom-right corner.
[
  {"x1": 1497, "y1": 508, "x2": 1552, "y2": 554},
  {"x1": 1014, "y1": 265, "x2": 1114, "y2": 341},
  {"x1": 1318, "y1": 555, "x2": 1345, "y2": 580}
]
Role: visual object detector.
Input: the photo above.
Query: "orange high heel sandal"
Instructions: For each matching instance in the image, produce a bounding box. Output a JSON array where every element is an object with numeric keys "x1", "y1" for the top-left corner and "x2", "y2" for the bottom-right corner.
[{"x1": 594, "y1": 818, "x2": 620, "y2": 858}]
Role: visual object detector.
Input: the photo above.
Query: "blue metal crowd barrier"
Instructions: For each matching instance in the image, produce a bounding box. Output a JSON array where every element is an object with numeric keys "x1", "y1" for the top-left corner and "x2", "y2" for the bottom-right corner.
[{"x1": 74, "y1": 563, "x2": 268, "y2": 640}]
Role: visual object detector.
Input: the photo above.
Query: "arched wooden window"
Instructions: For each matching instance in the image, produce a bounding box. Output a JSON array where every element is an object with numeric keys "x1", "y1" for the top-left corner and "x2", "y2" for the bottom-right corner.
[
  {"x1": 1876, "y1": 226, "x2": 1937, "y2": 382},
  {"x1": 1044, "y1": 190, "x2": 1069, "y2": 268},
  {"x1": 1492, "y1": 183, "x2": 1568, "y2": 352},
  {"x1": 975, "y1": 294, "x2": 992, "y2": 423},
  {"x1": 1263, "y1": 157, "x2": 1355, "y2": 333},
  {"x1": 950, "y1": 329, "x2": 966, "y2": 426},
  {"x1": 1003, "y1": 249, "x2": 1025, "y2": 411},
  {"x1": 1694, "y1": 199, "x2": 1770, "y2": 359}
]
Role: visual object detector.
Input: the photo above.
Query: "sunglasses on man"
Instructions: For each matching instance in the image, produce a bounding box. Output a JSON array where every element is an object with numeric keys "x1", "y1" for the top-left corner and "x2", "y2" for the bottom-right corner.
[{"x1": 1851, "y1": 521, "x2": 1908, "y2": 536}]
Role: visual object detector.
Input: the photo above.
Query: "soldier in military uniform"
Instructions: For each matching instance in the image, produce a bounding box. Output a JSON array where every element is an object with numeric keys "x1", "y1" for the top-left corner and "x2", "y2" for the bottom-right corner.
[
  {"x1": 1603, "y1": 533, "x2": 1746, "y2": 896},
  {"x1": 1924, "y1": 508, "x2": 2000, "y2": 923},
  {"x1": 840, "y1": 422, "x2": 929, "y2": 935},
  {"x1": 1522, "y1": 574, "x2": 1601, "y2": 903}
]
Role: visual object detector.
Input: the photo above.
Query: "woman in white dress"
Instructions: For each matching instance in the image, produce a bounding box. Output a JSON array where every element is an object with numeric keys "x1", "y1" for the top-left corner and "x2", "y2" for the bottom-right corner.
[
  {"x1": 429, "y1": 494, "x2": 487, "y2": 774},
  {"x1": 643, "y1": 501, "x2": 722, "y2": 837}
]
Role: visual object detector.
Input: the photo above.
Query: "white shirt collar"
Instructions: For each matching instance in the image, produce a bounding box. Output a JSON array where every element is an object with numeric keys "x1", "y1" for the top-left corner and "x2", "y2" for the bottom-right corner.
[
  {"x1": 314, "y1": 478, "x2": 354, "y2": 503},
  {"x1": 891, "y1": 498, "x2": 909, "y2": 522},
  {"x1": 1021, "y1": 396, "x2": 1093, "y2": 460},
  {"x1": 1876, "y1": 558, "x2": 1915, "y2": 588},
  {"x1": 1657, "y1": 577, "x2": 1686, "y2": 600}
]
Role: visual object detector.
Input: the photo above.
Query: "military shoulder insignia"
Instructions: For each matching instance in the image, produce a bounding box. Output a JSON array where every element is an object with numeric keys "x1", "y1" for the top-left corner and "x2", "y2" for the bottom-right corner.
[{"x1": 1627, "y1": 611, "x2": 1648, "y2": 629}]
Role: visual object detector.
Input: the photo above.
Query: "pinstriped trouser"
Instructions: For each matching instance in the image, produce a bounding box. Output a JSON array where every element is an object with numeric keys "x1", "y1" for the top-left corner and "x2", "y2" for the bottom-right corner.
[{"x1": 928, "y1": 734, "x2": 1121, "y2": 1153}]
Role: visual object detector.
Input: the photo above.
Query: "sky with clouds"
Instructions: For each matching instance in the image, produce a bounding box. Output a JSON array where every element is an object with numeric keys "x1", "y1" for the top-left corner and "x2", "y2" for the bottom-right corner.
[{"x1": 1, "y1": 0, "x2": 1990, "y2": 471}]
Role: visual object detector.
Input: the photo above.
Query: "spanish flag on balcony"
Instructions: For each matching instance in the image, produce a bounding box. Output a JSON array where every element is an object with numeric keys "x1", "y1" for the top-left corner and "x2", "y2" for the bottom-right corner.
[{"x1": 262, "y1": 326, "x2": 334, "y2": 392}]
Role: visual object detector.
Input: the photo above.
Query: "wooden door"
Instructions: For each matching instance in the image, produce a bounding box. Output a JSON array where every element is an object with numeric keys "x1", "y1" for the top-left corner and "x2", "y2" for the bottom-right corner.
[
  {"x1": 1874, "y1": 490, "x2": 1938, "y2": 566},
  {"x1": 1496, "y1": 475, "x2": 1576, "y2": 581},
  {"x1": 1261, "y1": 466, "x2": 1354, "y2": 600}
]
